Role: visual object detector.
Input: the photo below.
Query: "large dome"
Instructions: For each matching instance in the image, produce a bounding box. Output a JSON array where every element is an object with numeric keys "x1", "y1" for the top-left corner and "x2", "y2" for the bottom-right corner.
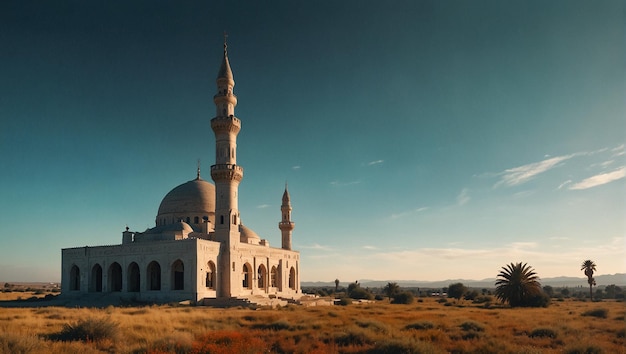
[{"x1": 156, "y1": 177, "x2": 216, "y2": 229}]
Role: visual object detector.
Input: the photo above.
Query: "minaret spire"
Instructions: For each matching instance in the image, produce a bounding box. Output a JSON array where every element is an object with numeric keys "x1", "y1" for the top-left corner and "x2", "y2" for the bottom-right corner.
[
  {"x1": 211, "y1": 37, "x2": 243, "y2": 297},
  {"x1": 279, "y1": 185, "x2": 295, "y2": 250}
]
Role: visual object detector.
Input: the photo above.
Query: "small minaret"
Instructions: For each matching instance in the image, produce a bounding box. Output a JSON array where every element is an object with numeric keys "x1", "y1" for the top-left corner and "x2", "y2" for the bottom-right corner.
[
  {"x1": 279, "y1": 185, "x2": 295, "y2": 250},
  {"x1": 211, "y1": 35, "x2": 244, "y2": 298}
]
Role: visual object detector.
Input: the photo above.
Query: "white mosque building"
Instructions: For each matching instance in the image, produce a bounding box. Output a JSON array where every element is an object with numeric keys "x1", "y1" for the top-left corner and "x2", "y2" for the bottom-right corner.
[{"x1": 61, "y1": 40, "x2": 301, "y2": 303}]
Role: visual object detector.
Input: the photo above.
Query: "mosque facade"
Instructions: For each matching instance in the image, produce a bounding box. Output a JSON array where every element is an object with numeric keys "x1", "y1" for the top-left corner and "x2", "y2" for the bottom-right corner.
[{"x1": 60, "y1": 41, "x2": 301, "y2": 303}]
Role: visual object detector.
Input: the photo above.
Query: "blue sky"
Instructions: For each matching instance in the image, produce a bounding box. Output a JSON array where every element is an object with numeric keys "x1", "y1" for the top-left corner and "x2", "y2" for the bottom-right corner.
[{"x1": 1, "y1": 1, "x2": 624, "y2": 282}]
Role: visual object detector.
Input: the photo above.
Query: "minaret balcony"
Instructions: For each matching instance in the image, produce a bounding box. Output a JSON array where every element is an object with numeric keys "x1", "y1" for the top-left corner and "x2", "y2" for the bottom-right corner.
[
  {"x1": 211, "y1": 116, "x2": 241, "y2": 134},
  {"x1": 279, "y1": 221, "x2": 295, "y2": 230},
  {"x1": 210, "y1": 164, "x2": 244, "y2": 182}
]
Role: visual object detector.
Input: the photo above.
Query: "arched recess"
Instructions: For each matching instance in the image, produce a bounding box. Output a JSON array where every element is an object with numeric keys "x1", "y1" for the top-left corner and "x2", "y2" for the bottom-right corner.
[
  {"x1": 108, "y1": 262, "x2": 122, "y2": 292},
  {"x1": 257, "y1": 264, "x2": 267, "y2": 290},
  {"x1": 270, "y1": 266, "x2": 278, "y2": 288},
  {"x1": 69, "y1": 265, "x2": 80, "y2": 291},
  {"x1": 171, "y1": 259, "x2": 184, "y2": 290},
  {"x1": 147, "y1": 261, "x2": 161, "y2": 290},
  {"x1": 289, "y1": 267, "x2": 296, "y2": 290},
  {"x1": 205, "y1": 261, "x2": 216, "y2": 289},
  {"x1": 127, "y1": 262, "x2": 140, "y2": 292},
  {"x1": 90, "y1": 264, "x2": 103, "y2": 292},
  {"x1": 242, "y1": 263, "x2": 252, "y2": 289}
]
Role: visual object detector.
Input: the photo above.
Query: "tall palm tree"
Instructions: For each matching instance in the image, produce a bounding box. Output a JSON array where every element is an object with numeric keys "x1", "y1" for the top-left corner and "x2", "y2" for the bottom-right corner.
[
  {"x1": 581, "y1": 260, "x2": 597, "y2": 300},
  {"x1": 383, "y1": 282, "x2": 400, "y2": 302},
  {"x1": 495, "y1": 262, "x2": 542, "y2": 307}
]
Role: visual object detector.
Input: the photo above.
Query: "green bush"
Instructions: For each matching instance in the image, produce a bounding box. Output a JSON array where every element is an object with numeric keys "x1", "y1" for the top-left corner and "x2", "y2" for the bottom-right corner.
[
  {"x1": 50, "y1": 317, "x2": 119, "y2": 342},
  {"x1": 529, "y1": 327, "x2": 558, "y2": 338},
  {"x1": 391, "y1": 291, "x2": 414, "y2": 304},
  {"x1": 582, "y1": 308, "x2": 608, "y2": 318},
  {"x1": 337, "y1": 297, "x2": 352, "y2": 306}
]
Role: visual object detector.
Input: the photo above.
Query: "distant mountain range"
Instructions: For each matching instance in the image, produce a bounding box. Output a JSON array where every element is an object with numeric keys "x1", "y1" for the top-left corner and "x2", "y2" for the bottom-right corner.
[{"x1": 302, "y1": 273, "x2": 626, "y2": 289}]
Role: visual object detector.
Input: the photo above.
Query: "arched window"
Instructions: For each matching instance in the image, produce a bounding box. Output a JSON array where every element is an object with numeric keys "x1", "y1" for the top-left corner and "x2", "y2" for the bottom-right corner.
[
  {"x1": 289, "y1": 267, "x2": 296, "y2": 290},
  {"x1": 127, "y1": 262, "x2": 140, "y2": 292},
  {"x1": 69, "y1": 265, "x2": 80, "y2": 291},
  {"x1": 171, "y1": 260, "x2": 184, "y2": 290},
  {"x1": 108, "y1": 262, "x2": 122, "y2": 292},
  {"x1": 242, "y1": 263, "x2": 252, "y2": 289},
  {"x1": 257, "y1": 265, "x2": 267, "y2": 289},
  {"x1": 270, "y1": 266, "x2": 278, "y2": 288},
  {"x1": 147, "y1": 261, "x2": 161, "y2": 290},
  {"x1": 90, "y1": 264, "x2": 102, "y2": 292},
  {"x1": 206, "y1": 261, "x2": 216, "y2": 289},
  {"x1": 194, "y1": 216, "x2": 199, "y2": 224}
]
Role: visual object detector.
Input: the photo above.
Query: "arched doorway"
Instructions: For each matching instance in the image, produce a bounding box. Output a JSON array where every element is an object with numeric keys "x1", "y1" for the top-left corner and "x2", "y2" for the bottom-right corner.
[
  {"x1": 257, "y1": 264, "x2": 267, "y2": 290},
  {"x1": 270, "y1": 266, "x2": 278, "y2": 288},
  {"x1": 147, "y1": 261, "x2": 161, "y2": 290},
  {"x1": 90, "y1": 264, "x2": 102, "y2": 292},
  {"x1": 127, "y1": 262, "x2": 140, "y2": 292},
  {"x1": 108, "y1": 262, "x2": 122, "y2": 292},
  {"x1": 289, "y1": 267, "x2": 296, "y2": 290},
  {"x1": 206, "y1": 261, "x2": 216, "y2": 289},
  {"x1": 242, "y1": 263, "x2": 252, "y2": 289},
  {"x1": 171, "y1": 260, "x2": 184, "y2": 290},
  {"x1": 69, "y1": 265, "x2": 80, "y2": 291}
]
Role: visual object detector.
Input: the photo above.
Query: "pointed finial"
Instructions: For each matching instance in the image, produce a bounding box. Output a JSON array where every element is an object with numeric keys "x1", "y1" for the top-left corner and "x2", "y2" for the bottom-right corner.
[
  {"x1": 196, "y1": 159, "x2": 201, "y2": 180},
  {"x1": 223, "y1": 31, "x2": 228, "y2": 55}
]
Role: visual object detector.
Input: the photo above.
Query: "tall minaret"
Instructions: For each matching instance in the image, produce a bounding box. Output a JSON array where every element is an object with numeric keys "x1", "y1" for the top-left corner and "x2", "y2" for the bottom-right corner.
[
  {"x1": 279, "y1": 185, "x2": 295, "y2": 250},
  {"x1": 211, "y1": 36, "x2": 243, "y2": 296}
]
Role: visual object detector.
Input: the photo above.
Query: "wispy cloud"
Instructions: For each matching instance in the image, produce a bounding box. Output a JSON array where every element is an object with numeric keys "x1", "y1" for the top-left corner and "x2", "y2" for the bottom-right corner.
[
  {"x1": 495, "y1": 154, "x2": 576, "y2": 188},
  {"x1": 456, "y1": 188, "x2": 470, "y2": 206},
  {"x1": 256, "y1": 204, "x2": 271, "y2": 209},
  {"x1": 330, "y1": 180, "x2": 361, "y2": 187},
  {"x1": 557, "y1": 180, "x2": 572, "y2": 190},
  {"x1": 362, "y1": 245, "x2": 377, "y2": 250},
  {"x1": 366, "y1": 160, "x2": 384, "y2": 166},
  {"x1": 569, "y1": 167, "x2": 626, "y2": 190},
  {"x1": 390, "y1": 207, "x2": 429, "y2": 219},
  {"x1": 611, "y1": 144, "x2": 625, "y2": 157},
  {"x1": 300, "y1": 243, "x2": 333, "y2": 251},
  {"x1": 292, "y1": 165, "x2": 301, "y2": 170}
]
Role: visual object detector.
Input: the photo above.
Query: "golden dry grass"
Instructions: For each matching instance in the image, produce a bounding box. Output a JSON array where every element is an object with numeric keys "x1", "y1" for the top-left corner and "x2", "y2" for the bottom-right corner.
[{"x1": 0, "y1": 296, "x2": 624, "y2": 353}]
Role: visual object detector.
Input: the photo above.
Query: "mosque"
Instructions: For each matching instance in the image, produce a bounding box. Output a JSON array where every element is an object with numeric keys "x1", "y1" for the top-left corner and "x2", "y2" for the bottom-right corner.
[{"x1": 60, "y1": 40, "x2": 301, "y2": 303}]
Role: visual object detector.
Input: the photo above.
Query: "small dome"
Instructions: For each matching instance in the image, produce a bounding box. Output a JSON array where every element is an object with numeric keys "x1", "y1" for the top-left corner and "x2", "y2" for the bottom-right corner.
[
  {"x1": 240, "y1": 224, "x2": 260, "y2": 242},
  {"x1": 157, "y1": 177, "x2": 216, "y2": 220}
]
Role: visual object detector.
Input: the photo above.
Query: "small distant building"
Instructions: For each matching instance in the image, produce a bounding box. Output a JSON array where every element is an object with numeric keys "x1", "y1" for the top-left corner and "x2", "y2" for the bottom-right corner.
[{"x1": 61, "y1": 39, "x2": 301, "y2": 303}]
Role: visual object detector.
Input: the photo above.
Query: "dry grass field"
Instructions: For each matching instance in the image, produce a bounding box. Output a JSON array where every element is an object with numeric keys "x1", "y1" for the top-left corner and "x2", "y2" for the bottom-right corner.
[{"x1": 0, "y1": 294, "x2": 624, "y2": 353}]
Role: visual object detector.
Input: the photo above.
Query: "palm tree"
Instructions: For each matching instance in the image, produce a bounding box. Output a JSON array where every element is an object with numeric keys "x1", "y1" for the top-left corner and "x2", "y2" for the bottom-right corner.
[
  {"x1": 495, "y1": 262, "x2": 542, "y2": 307},
  {"x1": 383, "y1": 282, "x2": 400, "y2": 302},
  {"x1": 334, "y1": 278, "x2": 340, "y2": 293},
  {"x1": 581, "y1": 260, "x2": 597, "y2": 300}
]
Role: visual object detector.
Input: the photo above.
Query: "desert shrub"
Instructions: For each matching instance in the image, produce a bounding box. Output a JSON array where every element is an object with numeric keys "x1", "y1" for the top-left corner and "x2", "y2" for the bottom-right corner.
[
  {"x1": 366, "y1": 337, "x2": 444, "y2": 353},
  {"x1": 405, "y1": 321, "x2": 435, "y2": 330},
  {"x1": 460, "y1": 321, "x2": 485, "y2": 332},
  {"x1": 464, "y1": 290, "x2": 479, "y2": 301},
  {"x1": 472, "y1": 295, "x2": 492, "y2": 304},
  {"x1": 50, "y1": 317, "x2": 119, "y2": 342},
  {"x1": 337, "y1": 297, "x2": 352, "y2": 306},
  {"x1": 526, "y1": 292, "x2": 551, "y2": 308},
  {"x1": 563, "y1": 345, "x2": 603, "y2": 354},
  {"x1": 582, "y1": 308, "x2": 608, "y2": 318},
  {"x1": 462, "y1": 331, "x2": 482, "y2": 340},
  {"x1": 529, "y1": 327, "x2": 558, "y2": 338},
  {"x1": 252, "y1": 320, "x2": 292, "y2": 331},
  {"x1": 616, "y1": 328, "x2": 625, "y2": 338},
  {"x1": 149, "y1": 332, "x2": 194, "y2": 354},
  {"x1": 436, "y1": 298, "x2": 447, "y2": 304},
  {"x1": 334, "y1": 329, "x2": 371, "y2": 346},
  {"x1": 374, "y1": 294, "x2": 384, "y2": 301},
  {"x1": 191, "y1": 330, "x2": 268, "y2": 354},
  {"x1": 444, "y1": 302, "x2": 453, "y2": 307},
  {"x1": 391, "y1": 291, "x2": 414, "y2": 304},
  {"x1": 356, "y1": 320, "x2": 389, "y2": 334},
  {"x1": 0, "y1": 333, "x2": 42, "y2": 353}
]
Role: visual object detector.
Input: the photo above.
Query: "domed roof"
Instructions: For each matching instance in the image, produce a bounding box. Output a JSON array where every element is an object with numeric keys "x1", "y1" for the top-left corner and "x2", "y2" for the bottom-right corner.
[
  {"x1": 157, "y1": 177, "x2": 216, "y2": 217},
  {"x1": 239, "y1": 224, "x2": 260, "y2": 240}
]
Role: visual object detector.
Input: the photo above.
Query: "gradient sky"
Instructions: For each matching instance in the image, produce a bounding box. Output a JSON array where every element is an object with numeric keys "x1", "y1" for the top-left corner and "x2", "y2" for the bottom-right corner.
[{"x1": 1, "y1": 1, "x2": 624, "y2": 283}]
